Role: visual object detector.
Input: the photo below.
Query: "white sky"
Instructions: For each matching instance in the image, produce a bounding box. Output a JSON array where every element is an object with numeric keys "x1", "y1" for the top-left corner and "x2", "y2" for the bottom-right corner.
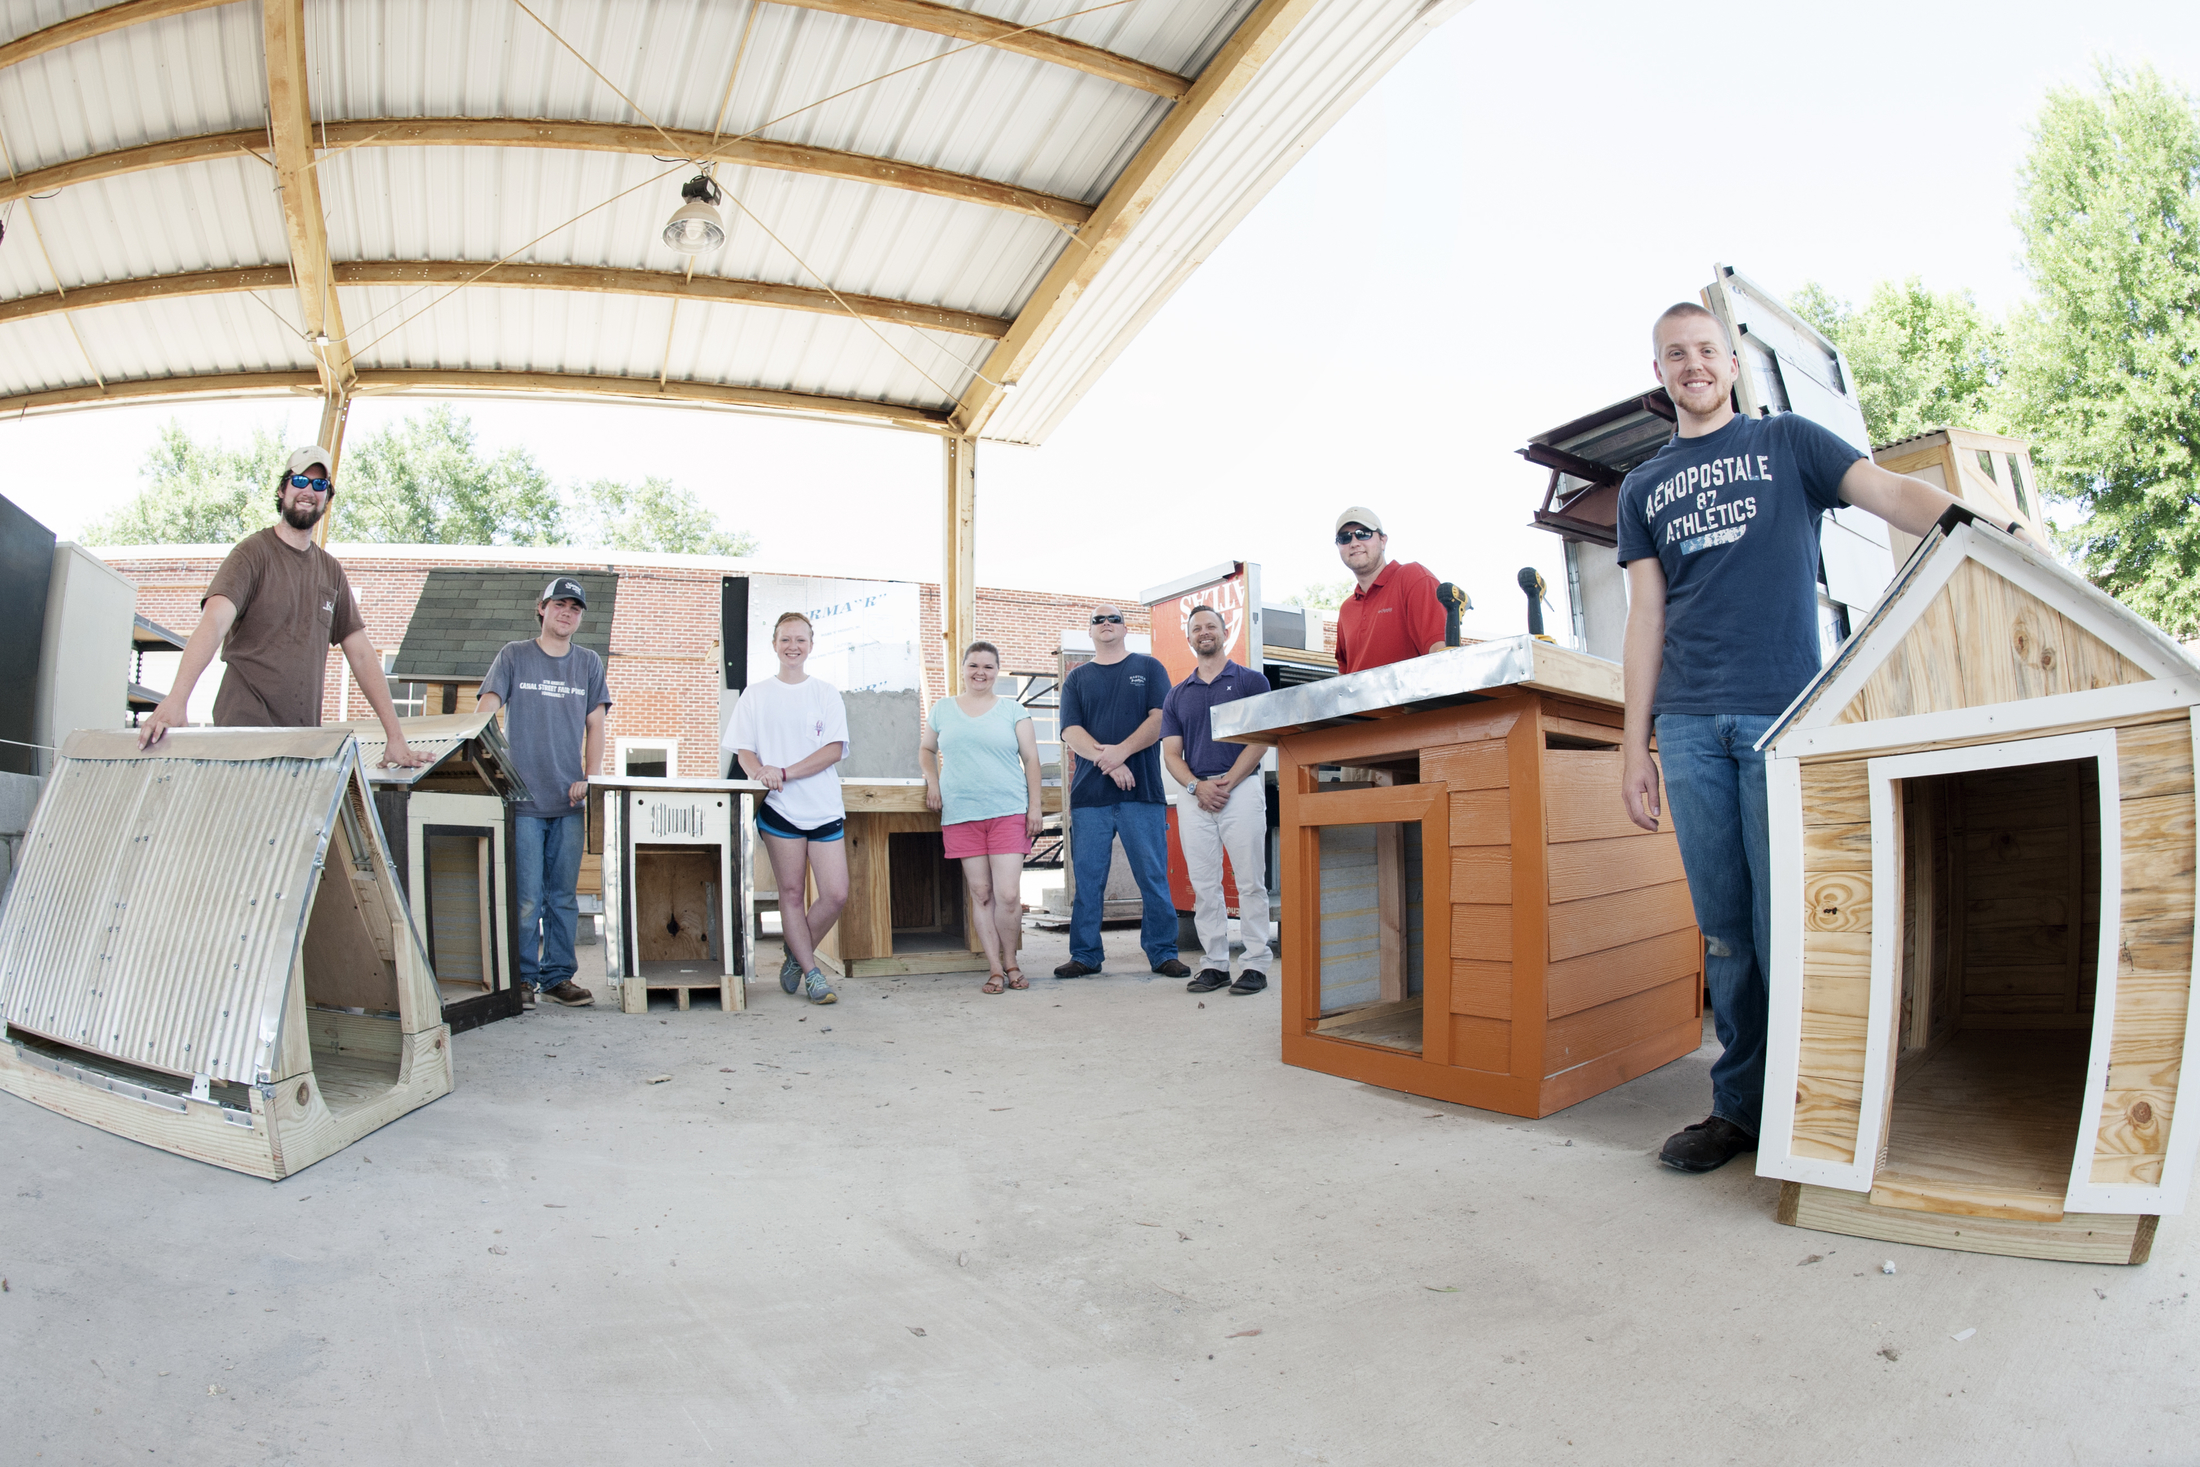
[{"x1": 6, "y1": 0, "x2": 2196, "y2": 640}]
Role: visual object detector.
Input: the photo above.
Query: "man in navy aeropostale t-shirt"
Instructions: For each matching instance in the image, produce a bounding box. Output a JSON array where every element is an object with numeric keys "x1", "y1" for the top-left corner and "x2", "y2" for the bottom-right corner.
[
  {"x1": 1616, "y1": 301, "x2": 2011, "y2": 1176},
  {"x1": 1054, "y1": 603, "x2": 1184, "y2": 982}
]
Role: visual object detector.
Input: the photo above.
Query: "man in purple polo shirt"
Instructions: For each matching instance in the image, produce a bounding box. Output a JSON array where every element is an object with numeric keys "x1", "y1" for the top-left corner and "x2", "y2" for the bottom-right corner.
[{"x1": 1159, "y1": 604, "x2": 1274, "y2": 996}]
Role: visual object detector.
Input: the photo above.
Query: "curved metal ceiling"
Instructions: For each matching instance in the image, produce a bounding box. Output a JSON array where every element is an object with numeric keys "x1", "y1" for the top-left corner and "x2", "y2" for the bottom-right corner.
[{"x1": 0, "y1": 0, "x2": 1467, "y2": 447}]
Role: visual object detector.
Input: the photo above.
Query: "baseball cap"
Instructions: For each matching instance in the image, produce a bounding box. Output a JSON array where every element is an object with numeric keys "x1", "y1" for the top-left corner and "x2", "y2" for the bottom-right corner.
[
  {"x1": 539, "y1": 576, "x2": 588, "y2": 608},
  {"x1": 1334, "y1": 505, "x2": 1384, "y2": 535},
  {"x1": 286, "y1": 445, "x2": 335, "y2": 476}
]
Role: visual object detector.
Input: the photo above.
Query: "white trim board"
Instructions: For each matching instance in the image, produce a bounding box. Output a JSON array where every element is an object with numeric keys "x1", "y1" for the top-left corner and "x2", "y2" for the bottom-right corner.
[{"x1": 1771, "y1": 681, "x2": 2198, "y2": 761}]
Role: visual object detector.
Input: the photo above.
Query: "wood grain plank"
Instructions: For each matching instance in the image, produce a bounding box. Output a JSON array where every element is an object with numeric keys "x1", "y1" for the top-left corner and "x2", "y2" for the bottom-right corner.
[
  {"x1": 1546, "y1": 878, "x2": 1694, "y2": 962},
  {"x1": 1542, "y1": 974, "x2": 1697, "y2": 1077},
  {"x1": 1782, "y1": 1182, "x2": 2153, "y2": 1265},
  {"x1": 1546, "y1": 831, "x2": 1683, "y2": 904},
  {"x1": 1546, "y1": 926, "x2": 1701, "y2": 1019},
  {"x1": 1804, "y1": 870, "x2": 1872, "y2": 933},
  {"x1": 1451, "y1": 904, "x2": 1513, "y2": 962},
  {"x1": 2119, "y1": 719, "x2": 2197, "y2": 802},
  {"x1": 1542, "y1": 751, "x2": 1649, "y2": 843},
  {"x1": 1800, "y1": 761, "x2": 1870, "y2": 826},
  {"x1": 1803, "y1": 821, "x2": 1873, "y2": 872},
  {"x1": 1449, "y1": 789, "x2": 1509, "y2": 846},
  {"x1": 1423, "y1": 740, "x2": 1509, "y2": 791},
  {"x1": 2091, "y1": 782, "x2": 2196, "y2": 1183},
  {"x1": 1450, "y1": 959, "x2": 1512, "y2": 1019},
  {"x1": 1451, "y1": 1014, "x2": 1511, "y2": 1073},
  {"x1": 1450, "y1": 847, "x2": 1512, "y2": 904}
]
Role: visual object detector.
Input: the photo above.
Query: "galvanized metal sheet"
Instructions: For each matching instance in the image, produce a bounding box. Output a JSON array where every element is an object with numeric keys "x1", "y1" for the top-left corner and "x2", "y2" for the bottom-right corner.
[
  {"x1": 0, "y1": 728, "x2": 360, "y2": 1085},
  {"x1": 1211, "y1": 635, "x2": 1622, "y2": 743}
]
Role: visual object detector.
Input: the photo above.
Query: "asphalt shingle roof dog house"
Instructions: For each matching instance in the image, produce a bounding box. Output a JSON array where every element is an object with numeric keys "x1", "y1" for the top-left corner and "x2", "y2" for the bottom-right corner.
[
  {"x1": 0, "y1": 728, "x2": 452, "y2": 1179},
  {"x1": 1759, "y1": 508, "x2": 2200, "y2": 1263}
]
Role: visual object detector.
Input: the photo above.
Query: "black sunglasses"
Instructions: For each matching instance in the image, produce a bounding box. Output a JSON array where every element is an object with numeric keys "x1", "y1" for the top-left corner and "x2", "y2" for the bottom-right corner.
[
  {"x1": 1090, "y1": 613, "x2": 1124, "y2": 625},
  {"x1": 288, "y1": 474, "x2": 333, "y2": 494},
  {"x1": 1335, "y1": 527, "x2": 1378, "y2": 544}
]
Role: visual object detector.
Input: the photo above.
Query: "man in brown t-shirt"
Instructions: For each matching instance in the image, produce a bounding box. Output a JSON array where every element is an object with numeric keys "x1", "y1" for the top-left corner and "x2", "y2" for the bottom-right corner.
[{"x1": 140, "y1": 445, "x2": 423, "y2": 766}]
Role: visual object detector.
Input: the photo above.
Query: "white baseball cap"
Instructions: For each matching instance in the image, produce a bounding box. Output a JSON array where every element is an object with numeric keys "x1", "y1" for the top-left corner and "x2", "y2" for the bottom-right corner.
[
  {"x1": 286, "y1": 445, "x2": 335, "y2": 476},
  {"x1": 1334, "y1": 505, "x2": 1384, "y2": 535}
]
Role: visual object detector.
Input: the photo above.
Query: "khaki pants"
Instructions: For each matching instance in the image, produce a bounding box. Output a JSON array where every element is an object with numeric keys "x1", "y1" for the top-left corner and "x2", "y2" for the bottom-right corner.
[{"x1": 1177, "y1": 778, "x2": 1272, "y2": 972}]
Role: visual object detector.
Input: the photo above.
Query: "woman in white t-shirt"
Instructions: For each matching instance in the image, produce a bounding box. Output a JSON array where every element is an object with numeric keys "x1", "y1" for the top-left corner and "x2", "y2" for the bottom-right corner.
[{"x1": 725, "y1": 611, "x2": 850, "y2": 1004}]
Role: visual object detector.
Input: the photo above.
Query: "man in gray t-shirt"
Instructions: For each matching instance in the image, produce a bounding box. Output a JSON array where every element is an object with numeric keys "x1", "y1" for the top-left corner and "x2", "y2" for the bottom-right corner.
[{"x1": 477, "y1": 577, "x2": 612, "y2": 1006}]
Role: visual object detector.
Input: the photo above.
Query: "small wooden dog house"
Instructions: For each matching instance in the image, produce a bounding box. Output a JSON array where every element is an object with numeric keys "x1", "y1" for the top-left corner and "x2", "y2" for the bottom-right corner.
[
  {"x1": 339, "y1": 711, "x2": 527, "y2": 1033},
  {"x1": 598, "y1": 774, "x2": 754, "y2": 1012},
  {"x1": 1214, "y1": 637, "x2": 1704, "y2": 1117},
  {"x1": 0, "y1": 728, "x2": 453, "y2": 1179},
  {"x1": 1760, "y1": 508, "x2": 2200, "y2": 1263}
]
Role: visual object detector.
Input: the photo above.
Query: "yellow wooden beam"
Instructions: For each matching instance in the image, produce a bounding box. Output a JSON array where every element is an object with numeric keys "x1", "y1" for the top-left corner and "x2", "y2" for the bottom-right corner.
[
  {"x1": 0, "y1": 367, "x2": 955, "y2": 430},
  {"x1": 0, "y1": 118, "x2": 1093, "y2": 226},
  {"x1": 771, "y1": 0, "x2": 1188, "y2": 98},
  {"x1": 263, "y1": 0, "x2": 350, "y2": 400},
  {"x1": 941, "y1": 434, "x2": 977, "y2": 677},
  {"x1": 0, "y1": 261, "x2": 1012, "y2": 338},
  {"x1": 952, "y1": 0, "x2": 1322, "y2": 437},
  {"x1": 0, "y1": 0, "x2": 226, "y2": 71}
]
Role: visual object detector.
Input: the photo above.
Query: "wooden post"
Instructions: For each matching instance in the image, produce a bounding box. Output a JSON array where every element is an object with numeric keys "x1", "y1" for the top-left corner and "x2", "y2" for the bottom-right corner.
[
  {"x1": 942, "y1": 435, "x2": 976, "y2": 692},
  {"x1": 311, "y1": 388, "x2": 349, "y2": 546},
  {"x1": 1375, "y1": 822, "x2": 1406, "y2": 1002}
]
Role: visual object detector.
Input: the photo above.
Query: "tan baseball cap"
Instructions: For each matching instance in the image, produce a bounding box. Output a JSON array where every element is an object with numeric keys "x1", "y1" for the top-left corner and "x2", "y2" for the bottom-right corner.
[
  {"x1": 286, "y1": 444, "x2": 335, "y2": 475},
  {"x1": 1334, "y1": 506, "x2": 1384, "y2": 535}
]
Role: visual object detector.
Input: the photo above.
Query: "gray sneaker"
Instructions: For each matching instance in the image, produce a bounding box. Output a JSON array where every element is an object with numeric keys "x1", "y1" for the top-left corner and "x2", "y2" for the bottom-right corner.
[
  {"x1": 779, "y1": 950, "x2": 803, "y2": 994},
  {"x1": 802, "y1": 968, "x2": 838, "y2": 1005}
]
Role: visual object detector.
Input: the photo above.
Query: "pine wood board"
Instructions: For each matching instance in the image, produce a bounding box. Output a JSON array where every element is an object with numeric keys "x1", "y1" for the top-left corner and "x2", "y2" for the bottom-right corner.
[
  {"x1": 842, "y1": 951, "x2": 996, "y2": 977},
  {"x1": 2091, "y1": 774, "x2": 2196, "y2": 1183},
  {"x1": 1869, "y1": 1030, "x2": 2089, "y2": 1220},
  {"x1": 1801, "y1": 760, "x2": 1871, "y2": 825},
  {"x1": 1780, "y1": 1182, "x2": 2155, "y2": 1264},
  {"x1": 1313, "y1": 999, "x2": 1424, "y2": 1053}
]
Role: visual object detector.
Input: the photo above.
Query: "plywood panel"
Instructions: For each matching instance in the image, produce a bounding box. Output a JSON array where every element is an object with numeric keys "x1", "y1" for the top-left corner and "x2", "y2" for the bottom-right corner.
[
  {"x1": 1543, "y1": 974, "x2": 1697, "y2": 1077},
  {"x1": 1836, "y1": 558, "x2": 2152, "y2": 725},
  {"x1": 303, "y1": 865, "x2": 400, "y2": 1012},
  {"x1": 1448, "y1": 788, "x2": 1509, "y2": 846},
  {"x1": 1547, "y1": 879, "x2": 1694, "y2": 962},
  {"x1": 1794, "y1": 928, "x2": 1872, "y2": 1163},
  {"x1": 1546, "y1": 926, "x2": 1702, "y2": 1019},
  {"x1": 635, "y1": 848, "x2": 716, "y2": 963},
  {"x1": 1451, "y1": 959, "x2": 1511, "y2": 1019},
  {"x1": 424, "y1": 832, "x2": 486, "y2": 985},
  {"x1": 1873, "y1": 1031, "x2": 2088, "y2": 1221},
  {"x1": 1423, "y1": 740, "x2": 1509, "y2": 791},
  {"x1": 836, "y1": 812, "x2": 897, "y2": 960},
  {"x1": 1546, "y1": 831, "x2": 1684, "y2": 904}
]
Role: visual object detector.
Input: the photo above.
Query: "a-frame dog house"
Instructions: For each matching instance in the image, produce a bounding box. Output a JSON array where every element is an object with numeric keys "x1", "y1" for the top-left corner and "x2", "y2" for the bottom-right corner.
[
  {"x1": 0, "y1": 728, "x2": 452, "y2": 1179},
  {"x1": 1760, "y1": 508, "x2": 2200, "y2": 1263}
]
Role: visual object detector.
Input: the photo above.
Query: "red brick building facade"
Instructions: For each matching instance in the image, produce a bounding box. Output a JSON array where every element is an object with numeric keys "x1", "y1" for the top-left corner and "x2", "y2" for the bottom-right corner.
[{"x1": 101, "y1": 544, "x2": 1160, "y2": 778}]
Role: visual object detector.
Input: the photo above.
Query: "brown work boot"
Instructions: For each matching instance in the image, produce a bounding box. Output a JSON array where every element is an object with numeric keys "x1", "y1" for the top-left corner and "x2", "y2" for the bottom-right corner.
[{"x1": 544, "y1": 981, "x2": 594, "y2": 1007}]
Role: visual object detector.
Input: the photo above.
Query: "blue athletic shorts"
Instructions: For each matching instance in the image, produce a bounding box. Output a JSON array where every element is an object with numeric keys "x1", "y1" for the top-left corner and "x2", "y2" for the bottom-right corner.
[{"x1": 756, "y1": 804, "x2": 846, "y2": 843}]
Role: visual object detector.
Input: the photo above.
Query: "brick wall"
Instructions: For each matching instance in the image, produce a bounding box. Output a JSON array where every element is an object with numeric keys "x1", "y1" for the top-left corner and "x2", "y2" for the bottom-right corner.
[{"x1": 103, "y1": 547, "x2": 1154, "y2": 777}]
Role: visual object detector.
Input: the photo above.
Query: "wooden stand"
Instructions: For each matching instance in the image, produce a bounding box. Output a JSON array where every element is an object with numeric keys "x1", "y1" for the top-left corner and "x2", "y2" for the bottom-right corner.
[
  {"x1": 1216, "y1": 638, "x2": 1703, "y2": 1118},
  {"x1": 812, "y1": 780, "x2": 1063, "y2": 978},
  {"x1": 1759, "y1": 514, "x2": 2200, "y2": 1261},
  {"x1": 0, "y1": 728, "x2": 452, "y2": 1179},
  {"x1": 597, "y1": 777, "x2": 753, "y2": 1013}
]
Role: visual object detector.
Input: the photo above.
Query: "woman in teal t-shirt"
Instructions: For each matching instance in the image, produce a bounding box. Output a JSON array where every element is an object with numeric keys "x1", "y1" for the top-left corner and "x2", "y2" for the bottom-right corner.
[{"x1": 920, "y1": 640, "x2": 1044, "y2": 993}]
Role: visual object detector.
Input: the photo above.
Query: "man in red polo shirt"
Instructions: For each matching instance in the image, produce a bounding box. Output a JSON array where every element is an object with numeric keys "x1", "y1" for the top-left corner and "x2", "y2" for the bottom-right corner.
[{"x1": 1332, "y1": 506, "x2": 1448, "y2": 674}]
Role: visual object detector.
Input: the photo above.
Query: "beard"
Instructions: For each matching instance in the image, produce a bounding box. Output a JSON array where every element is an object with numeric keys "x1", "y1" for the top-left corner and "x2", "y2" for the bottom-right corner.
[{"x1": 281, "y1": 496, "x2": 325, "y2": 531}]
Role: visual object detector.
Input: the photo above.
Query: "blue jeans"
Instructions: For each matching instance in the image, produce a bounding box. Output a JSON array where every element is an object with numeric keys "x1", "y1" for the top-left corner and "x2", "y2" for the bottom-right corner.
[
  {"x1": 1655, "y1": 713, "x2": 1777, "y2": 1137},
  {"x1": 1067, "y1": 801, "x2": 1178, "y2": 970},
  {"x1": 515, "y1": 812, "x2": 584, "y2": 991}
]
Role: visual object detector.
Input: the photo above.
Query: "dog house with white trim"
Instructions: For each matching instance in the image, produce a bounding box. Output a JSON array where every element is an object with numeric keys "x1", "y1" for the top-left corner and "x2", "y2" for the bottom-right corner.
[
  {"x1": 0, "y1": 728, "x2": 453, "y2": 1179},
  {"x1": 1759, "y1": 507, "x2": 2200, "y2": 1263}
]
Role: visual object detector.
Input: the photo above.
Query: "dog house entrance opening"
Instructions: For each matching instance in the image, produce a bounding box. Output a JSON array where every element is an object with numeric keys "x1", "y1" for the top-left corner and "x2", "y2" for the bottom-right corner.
[
  {"x1": 1879, "y1": 757, "x2": 2101, "y2": 1220},
  {"x1": 1312, "y1": 821, "x2": 1425, "y2": 1053}
]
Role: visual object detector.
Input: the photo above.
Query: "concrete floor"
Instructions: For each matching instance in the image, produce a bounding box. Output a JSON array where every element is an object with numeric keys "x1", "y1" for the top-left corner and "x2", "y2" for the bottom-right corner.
[{"x1": 2, "y1": 922, "x2": 2193, "y2": 1467}]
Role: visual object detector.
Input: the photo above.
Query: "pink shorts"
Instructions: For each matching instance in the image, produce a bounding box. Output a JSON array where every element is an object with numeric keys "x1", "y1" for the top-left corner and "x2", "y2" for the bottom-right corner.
[{"x1": 942, "y1": 813, "x2": 1032, "y2": 859}]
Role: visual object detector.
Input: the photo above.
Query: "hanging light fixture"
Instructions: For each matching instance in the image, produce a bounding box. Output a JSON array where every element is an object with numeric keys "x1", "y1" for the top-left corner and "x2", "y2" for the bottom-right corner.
[{"x1": 662, "y1": 170, "x2": 727, "y2": 254}]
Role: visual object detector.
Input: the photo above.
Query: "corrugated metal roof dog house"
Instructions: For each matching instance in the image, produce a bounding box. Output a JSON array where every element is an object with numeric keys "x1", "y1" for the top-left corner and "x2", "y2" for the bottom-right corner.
[
  {"x1": 0, "y1": 728, "x2": 452, "y2": 1179},
  {"x1": 1760, "y1": 508, "x2": 2200, "y2": 1263}
]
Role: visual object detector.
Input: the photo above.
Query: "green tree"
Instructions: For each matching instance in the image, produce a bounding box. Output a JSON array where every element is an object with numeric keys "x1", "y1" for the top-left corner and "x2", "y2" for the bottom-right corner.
[
  {"x1": 81, "y1": 420, "x2": 285, "y2": 544},
  {"x1": 337, "y1": 405, "x2": 565, "y2": 545},
  {"x1": 2003, "y1": 63, "x2": 2200, "y2": 636},
  {"x1": 1286, "y1": 581, "x2": 1349, "y2": 610},
  {"x1": 1789, "y1": 277, "x2": 2005, "y2": 446},
  {"x1": 570, "y1": 476, "x2": 759, "y2": 556}
]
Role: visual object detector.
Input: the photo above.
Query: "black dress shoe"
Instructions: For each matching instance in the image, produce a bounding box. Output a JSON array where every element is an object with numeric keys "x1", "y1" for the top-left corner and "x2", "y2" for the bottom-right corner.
[
  {"x1": 1229, "y1": 969, "x2": 1267, "y2": 995},
  {"x1": 1658, "y1": 1115, "x2": 1757, "y2": 1173},
  {"x1": 1053, "y1": 959, "x2": 1101, "y2": 979},
  {"x1": 1151, "y1": 958, "x2": 1191, "y2": 978},
  {"x1": 1186, "y1": 968, "x2": 1231, "y2": 994}
]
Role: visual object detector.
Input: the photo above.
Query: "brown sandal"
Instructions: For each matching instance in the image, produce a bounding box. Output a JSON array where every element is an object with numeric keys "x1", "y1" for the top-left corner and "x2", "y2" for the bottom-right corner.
[
  {"x1": 1004, "y1": 968, "x2": 1028, "y2": 990},
  {"x1": 982, "y1": 971, "x2": 1005, "y2": 994}
]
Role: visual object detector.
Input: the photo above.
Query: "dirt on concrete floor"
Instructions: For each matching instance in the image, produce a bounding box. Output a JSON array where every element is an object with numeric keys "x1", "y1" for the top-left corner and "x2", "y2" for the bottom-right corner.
[{"x1": 0, "y1": 921, "x2": 2190, "y2": 1466}]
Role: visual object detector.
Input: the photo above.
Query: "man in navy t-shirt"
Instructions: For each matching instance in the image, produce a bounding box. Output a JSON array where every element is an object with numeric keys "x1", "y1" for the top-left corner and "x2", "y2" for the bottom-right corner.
[
  {"x1": 1054, "y1": 604, "x2": 1186, "y2": 980},
  {"x1": 1618, "y1": 301, "x2": 2002, "y2": 1174}
]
